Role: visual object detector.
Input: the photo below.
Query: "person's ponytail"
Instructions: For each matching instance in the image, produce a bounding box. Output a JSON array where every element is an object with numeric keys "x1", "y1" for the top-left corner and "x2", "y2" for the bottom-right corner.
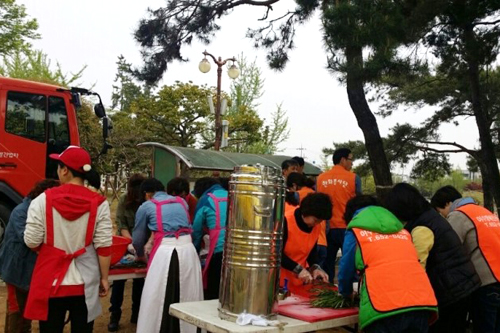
[
  {"x1": 58, "y1": 161, "x2": 100, "y2": 189},
  {"x1": 84, "y1": 168, "x2": 101, "y2": 189}
]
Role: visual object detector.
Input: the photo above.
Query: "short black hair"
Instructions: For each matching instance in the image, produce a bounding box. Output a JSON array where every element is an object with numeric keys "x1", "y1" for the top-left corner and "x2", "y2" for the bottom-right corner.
[
  {"x1": 300, "y1": 193, "x2": 333, "y2": 220},
  {"x1": 140, "y1": 178, "x2": 165, "y2": 194},
  {"x1": 286, "y1": 172, "x2": 304, "y2": 189},
  {"x1": 167, "y1": 177, "x2": 190, "y2": 196},
  {"x1": 281, "y1": 159, "x2": 299, "y2": 170},
  {"x1": 292, "y1": 156, "x2": 305, "y2": 167},
  {"x1": 384, "y1": 183, "x2": 431, "y2": 222},
  {"x1": 431, "y1": 186, "x2": 462, "y2": 209},
  {"x1": 332, "y1": 148, "x2": 351, "y2": 165},
  {"x1": 194, "y1": 177, "x2": 219, "y2": 198},
  {"x1": 344, "y1": 195, "x2": 380, "y2": 224},
  {"x1": 304, "y1": 176, "x2": 315, "y2": 189},
  {"x1": 217, "y1": 177, "x2": 230, "y2": 191}
]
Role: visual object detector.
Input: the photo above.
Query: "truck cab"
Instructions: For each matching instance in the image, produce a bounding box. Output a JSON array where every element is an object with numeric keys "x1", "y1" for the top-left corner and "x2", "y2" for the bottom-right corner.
[{"x1": 0, "y1": 77, "x2": 107, "y2": 240}]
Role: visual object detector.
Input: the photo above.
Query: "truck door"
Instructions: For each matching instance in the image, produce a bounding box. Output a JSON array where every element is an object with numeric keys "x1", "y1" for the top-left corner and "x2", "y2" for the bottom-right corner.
[
  {"x1": 0, "y1": 90, "x2": 47, "y2": 196},
  {"x1": 46, "y1": 95, "x2": 71, "y2": 179}
]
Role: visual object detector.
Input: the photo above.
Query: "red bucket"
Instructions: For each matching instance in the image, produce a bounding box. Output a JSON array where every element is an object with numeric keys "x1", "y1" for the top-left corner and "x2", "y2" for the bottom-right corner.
[{"x1": 110, "y1": 236, "x2": 132, "y2": 266}]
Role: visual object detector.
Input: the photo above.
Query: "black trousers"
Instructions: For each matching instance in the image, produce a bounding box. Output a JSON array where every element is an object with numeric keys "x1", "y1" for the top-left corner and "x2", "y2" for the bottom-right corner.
[
  {"x1": 109, "y1": 277, "x2": 145, "y2": 318},
  {"x1": 160, "y1": 249, "x2": 181, "y2": 333},
  {"x1": 429, "y1": 295, "x2": 471, "y2": 333},
  {"x1": 364, "y1": 311, "x2": 430, "y2": 333},
  {"x1": 39, "y1": 296, "x2": 94, "y2": 333},
  {"x1": 204, "y1": 252, "x2": 223, "y2": 300}
]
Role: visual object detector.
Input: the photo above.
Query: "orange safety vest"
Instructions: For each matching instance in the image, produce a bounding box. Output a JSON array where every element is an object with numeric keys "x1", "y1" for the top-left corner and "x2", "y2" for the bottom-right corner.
[
  {"x1": 297, "y1": 187, "x2": 327, "y2": 246},
  {"x1": 317, "y1": 165, "x2": 356, "y2": 228},
  {"x1": 352, "y1": 228, "x2": 437, "y2": 312},
  {"x1": 280, "y1": 210, "x2": 320, "y2": 293},
  {"x1": 284, "y1": 202, "x2": 297, "y2": 215},
  {"x1": 456, "y1": 204, "x2": 500, "y2": 282}
]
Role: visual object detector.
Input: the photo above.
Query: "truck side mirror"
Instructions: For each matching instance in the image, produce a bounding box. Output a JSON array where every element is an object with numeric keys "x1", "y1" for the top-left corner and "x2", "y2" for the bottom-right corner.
[{"x1": 94, "y1": 103, "x2": 106, "y2": 118}]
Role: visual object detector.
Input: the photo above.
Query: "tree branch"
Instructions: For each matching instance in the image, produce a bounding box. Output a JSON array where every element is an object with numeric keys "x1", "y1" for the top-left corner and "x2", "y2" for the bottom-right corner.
[
  {"x1": 417, "y1": 140, "x2": 473, "y2": 152},
  {"x1": 474, "y1": 19, "x2": 500, "y2": 26},
  {"x1": 414, "y1": 145, "x2": 467, "y2": 154}
]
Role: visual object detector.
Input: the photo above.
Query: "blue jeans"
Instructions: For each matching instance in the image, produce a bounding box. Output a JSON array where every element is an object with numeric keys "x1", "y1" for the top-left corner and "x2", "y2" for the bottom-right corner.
[
  {"x1": 472, "y1": 282, "x2": 500, "y2": 333},
  {"x1": 325, "y1": 228, "x2": 346, "y2": 283},
  {"x1": 364, "y1": 311, "x2": 430, "y2": 333}
]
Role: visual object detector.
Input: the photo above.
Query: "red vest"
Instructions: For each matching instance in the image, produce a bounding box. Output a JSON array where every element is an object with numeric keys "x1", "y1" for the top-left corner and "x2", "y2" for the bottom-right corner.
[
  {"x1": 317, "y1": 165, "x2": 356, "y2": 228},
  {"x1": 456, "y1": 204, "x2": 500, "y2": 282},
  {"x1": 280, "y1": 210, "x2": 320, "y2": 293},
  {"x1": 25, "y1": 188, "x2": 101, "y2": 320},
  {"x1": 352, "y1": 228, "x2": 437, "y2": 312}
]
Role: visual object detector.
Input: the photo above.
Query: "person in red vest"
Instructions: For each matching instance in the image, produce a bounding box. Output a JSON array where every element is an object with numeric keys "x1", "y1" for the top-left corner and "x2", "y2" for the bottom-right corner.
[
  {"x1": 432, "y1": 185, "x2": 500, "y2": 333},
  {"x1": 317, "y1": 148, "x2": 361, "y2": 282},
  {"x1": 280, "y1": 193, "x2": 331, "y2": 293},
  {"x1": 339, "y1": 195, "x2": 438, "y2": 332},
  {"x1": 23, "y1": 146, "x2": 113, "y2": 333}
]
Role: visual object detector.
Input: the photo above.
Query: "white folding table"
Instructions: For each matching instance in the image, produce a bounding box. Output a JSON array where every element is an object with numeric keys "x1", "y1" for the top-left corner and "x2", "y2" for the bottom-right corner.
[{"x1": 169, "y1": 299, "x2": 358, "y2": 333}]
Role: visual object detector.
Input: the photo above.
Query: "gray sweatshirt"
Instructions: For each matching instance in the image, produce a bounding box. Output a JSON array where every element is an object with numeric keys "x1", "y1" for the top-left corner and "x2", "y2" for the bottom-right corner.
[{"x1": 447, "y1": 197, "x2": 496, "y2": 287}]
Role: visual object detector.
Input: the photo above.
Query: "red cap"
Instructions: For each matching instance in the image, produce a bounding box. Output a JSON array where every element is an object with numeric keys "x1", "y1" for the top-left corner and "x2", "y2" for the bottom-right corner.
[{"x1": 49, "y1": 146, "x2": 92, "y2": 173}]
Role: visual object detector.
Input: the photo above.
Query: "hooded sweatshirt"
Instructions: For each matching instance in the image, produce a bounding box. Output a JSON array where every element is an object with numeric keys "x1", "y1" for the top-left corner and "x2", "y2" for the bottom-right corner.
[
  {"x1": 24, "y1": 184, "x2": 112, "y2": 291},
  {"x1": 339, "y1": 206, "x2": 437, "y2": 329},
  {"x1": 447, "y1": 197, "x2": 497, "y2": 287}
]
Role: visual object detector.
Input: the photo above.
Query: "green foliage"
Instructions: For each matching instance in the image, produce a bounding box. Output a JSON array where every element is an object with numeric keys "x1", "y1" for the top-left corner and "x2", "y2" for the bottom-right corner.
[
  {"x1": 466, "y1": 155, "x2": 479, "y2": 174},
  {"x1": 361, "y1": 175, "x2": 376, "y2": 195},
  {"x1": 244, "y1": 104, "x2": 290, "y2": 154},
  {"x1": 0, "y1": 49, "x2": 85, "y2": 87},
  {"x1": 410, "y1": 153, "x2": 451, "y2": 182},
  {"x1": 310, "y1": 288, "x2": 358, "y2": 309},
  {"x1": 222, "y1": 55, "x2": 289, "y2": 154},
  {"x1": 413, "y1": 170, "x2": 469, "y2": 199},
  {"x1": 76, "y1": 101, "x2": 104, "y2": 163},
  {"x1": 131, "y1": 81, "x2": 212, "y2": 147},
  {"x1": 0, "y1": 0, "x2": 39, "y2": 57},
  {"x1": 111, "y1": 55, "x2": 151, "y2": 111}
]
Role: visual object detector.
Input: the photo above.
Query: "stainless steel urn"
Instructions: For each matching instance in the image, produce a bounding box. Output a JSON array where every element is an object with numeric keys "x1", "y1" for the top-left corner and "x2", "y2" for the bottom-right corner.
[{"x1": 218, "y1": 164, "x2": 285, "y2": 321}]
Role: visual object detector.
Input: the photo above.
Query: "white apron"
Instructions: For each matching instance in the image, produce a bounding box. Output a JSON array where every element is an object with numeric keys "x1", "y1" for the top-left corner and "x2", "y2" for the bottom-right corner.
[{"x1": 137, "y1": 235, "x2": 203, "y2": 333}]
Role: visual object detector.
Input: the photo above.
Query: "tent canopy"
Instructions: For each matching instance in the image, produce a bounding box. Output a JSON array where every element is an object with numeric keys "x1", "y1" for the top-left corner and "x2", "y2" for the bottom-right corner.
[{"x1": 138, "y1": 142, "x2": 323, "y2": 176}]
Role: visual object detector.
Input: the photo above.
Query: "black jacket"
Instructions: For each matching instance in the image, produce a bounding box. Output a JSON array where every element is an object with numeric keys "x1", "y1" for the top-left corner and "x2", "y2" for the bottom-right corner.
[{"x1": 405, "y1": 208, "x2": 480, "y2": 307}]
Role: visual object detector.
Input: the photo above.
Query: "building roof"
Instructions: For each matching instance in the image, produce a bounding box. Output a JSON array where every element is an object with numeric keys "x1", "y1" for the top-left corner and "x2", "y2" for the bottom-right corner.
[{"x1": 138, "y1": 142, "x2": 323, "y2": 176}]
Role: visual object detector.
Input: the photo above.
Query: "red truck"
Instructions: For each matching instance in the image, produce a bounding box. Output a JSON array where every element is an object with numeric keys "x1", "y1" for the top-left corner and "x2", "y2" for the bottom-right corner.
[{"x1": 0, "y1": 77, "x2": 111, "y2": 240}]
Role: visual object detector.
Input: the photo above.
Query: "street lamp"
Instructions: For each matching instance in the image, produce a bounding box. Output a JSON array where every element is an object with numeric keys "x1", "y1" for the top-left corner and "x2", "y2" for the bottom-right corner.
[{"x1": 199, "y1": 50, "x2": 240, "y2": 150}]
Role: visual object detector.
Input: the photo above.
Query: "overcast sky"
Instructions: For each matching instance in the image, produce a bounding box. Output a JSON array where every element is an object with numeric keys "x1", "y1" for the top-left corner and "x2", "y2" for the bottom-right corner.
[{"x1": 17, "y1": 0, "x2": 478, "y2": 173}]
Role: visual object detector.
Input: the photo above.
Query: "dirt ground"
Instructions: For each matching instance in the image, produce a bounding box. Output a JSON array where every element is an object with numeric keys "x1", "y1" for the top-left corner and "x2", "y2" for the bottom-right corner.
[
  {"x1": 0, "y1": 281, "x2": 348, "y2": 333},
  {"x1": 0, "y1": 199, "x2": 347, "y2": 333},
  {"x1": 0, "y1": 280, "x2": 138, "y2": 333}
]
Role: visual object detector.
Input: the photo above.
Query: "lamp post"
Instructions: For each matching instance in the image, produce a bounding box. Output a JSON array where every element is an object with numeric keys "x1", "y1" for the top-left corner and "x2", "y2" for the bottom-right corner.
[{"x1": 199, "y1": 50, "x2": 240, "y2": 150}]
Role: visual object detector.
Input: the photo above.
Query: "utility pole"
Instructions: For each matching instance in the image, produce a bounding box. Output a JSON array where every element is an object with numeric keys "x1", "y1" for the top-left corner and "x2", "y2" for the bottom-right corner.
[{"x1": 296, "y1": 144, "x2": 306, "y2": 157}]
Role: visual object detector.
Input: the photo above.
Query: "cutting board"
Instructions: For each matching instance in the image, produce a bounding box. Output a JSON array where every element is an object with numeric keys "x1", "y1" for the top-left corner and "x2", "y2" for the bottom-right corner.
[
  {"x1": 277, "y1": 292, "x2": 358, "y2": 323},
  {"x1": 278, "y1": 302, "x2": 358, "y2": 323}
]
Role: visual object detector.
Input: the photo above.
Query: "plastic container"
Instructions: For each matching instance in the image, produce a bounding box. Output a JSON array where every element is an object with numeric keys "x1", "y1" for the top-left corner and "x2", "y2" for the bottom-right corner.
[{"x1": 110, "y1": 235, "x2": 132, "y2": 266}]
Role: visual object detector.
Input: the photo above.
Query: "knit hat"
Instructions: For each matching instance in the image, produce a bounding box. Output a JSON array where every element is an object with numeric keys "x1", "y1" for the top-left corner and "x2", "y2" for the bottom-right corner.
[{"x1": 49, "y1": 146, "x2": 92, "y2": 173}]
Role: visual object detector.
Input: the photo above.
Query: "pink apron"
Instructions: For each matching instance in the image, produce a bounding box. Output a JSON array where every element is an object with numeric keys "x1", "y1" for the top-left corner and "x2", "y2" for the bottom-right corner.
[
  {"x1": 202, "y1": 193, "x2": 227, "y2": 289},
  {"x1": 147, "y1": 197, "x2": 191, "y2": 270}
]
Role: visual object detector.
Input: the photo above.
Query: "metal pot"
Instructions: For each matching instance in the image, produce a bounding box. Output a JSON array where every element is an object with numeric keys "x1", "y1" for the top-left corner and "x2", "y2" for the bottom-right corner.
[{"x1": 218, "y1": 164, "x2": 285, "y2": 320}]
